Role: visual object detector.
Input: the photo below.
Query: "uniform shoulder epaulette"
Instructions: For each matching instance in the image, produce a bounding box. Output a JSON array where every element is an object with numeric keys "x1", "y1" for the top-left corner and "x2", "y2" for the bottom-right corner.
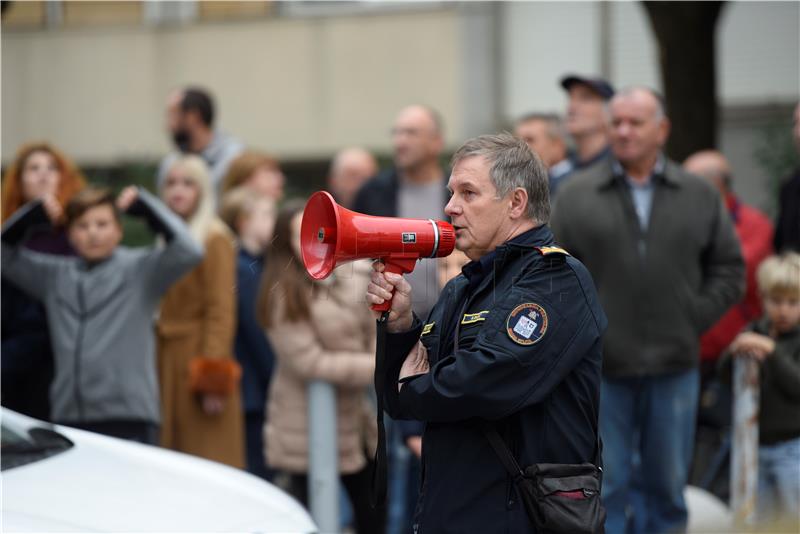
[{"x1": 535, "y1": 246, "x2": 570, "y2": 256}]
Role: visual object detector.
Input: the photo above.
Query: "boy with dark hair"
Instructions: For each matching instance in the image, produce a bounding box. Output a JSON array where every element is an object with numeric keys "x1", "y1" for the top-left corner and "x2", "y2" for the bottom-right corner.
[{"x1": 1, "y1": 186, "x2": 203, "y2": 443}]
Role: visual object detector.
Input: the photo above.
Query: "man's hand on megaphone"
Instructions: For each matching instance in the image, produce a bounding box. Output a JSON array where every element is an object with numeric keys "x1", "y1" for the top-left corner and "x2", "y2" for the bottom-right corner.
[{"x1": 368, "y1": 260, "x2": 413, "y2": 332}]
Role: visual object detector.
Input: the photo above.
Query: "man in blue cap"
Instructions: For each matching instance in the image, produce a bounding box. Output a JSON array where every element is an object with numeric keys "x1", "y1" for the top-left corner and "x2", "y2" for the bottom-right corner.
[{"x1": 556, "y1": 74, "x2": 615, "y2": 195}]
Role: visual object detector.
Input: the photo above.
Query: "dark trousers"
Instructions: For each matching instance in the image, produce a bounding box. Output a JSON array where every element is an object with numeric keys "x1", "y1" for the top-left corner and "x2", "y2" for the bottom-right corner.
[
  {"x1": 287, "y1": 459, "x2": 386, "y2": 534},
  {"x1": 61, "y1": 419, "x2": 159, "y2": 445},
  {"x1": 245, "y1": 411, "x2": 275, "y2": 481}
]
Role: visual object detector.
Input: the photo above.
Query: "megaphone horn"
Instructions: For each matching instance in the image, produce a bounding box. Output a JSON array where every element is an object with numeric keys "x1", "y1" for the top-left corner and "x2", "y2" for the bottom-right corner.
[{"x1": 301, "y1": 191, "x2": 455, "y2": 312}]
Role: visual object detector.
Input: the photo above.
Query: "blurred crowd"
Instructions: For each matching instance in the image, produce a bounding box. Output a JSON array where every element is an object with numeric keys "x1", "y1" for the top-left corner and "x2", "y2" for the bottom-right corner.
[{"x1": 2, "y1": 76, "x2": 799, "y2": 533}]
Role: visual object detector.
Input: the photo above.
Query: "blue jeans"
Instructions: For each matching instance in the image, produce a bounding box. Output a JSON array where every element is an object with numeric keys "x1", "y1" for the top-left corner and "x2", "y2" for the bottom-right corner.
[
  {"x1": 600, "y1": 369, "x2": 699, "y2": 534},
  {"x1": 757, "y1": 436, "x2": 800, "y2": 527}
]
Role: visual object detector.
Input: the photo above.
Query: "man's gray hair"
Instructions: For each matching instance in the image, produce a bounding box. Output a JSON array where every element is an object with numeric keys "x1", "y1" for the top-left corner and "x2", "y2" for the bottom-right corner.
[{"x1": 451, "y1": 133, "x2": 550, "y2": 224}]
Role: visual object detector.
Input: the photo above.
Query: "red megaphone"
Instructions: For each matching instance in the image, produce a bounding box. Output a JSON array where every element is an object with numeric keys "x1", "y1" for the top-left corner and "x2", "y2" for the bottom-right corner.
[{"x1": 301, "y1": 191, "x2": 455, "y2": 312}]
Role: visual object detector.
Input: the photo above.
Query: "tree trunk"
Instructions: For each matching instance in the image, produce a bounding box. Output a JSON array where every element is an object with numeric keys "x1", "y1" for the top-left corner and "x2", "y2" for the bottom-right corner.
[{"x1": 643, "y1": 1, "x2": 725, "y2": 163}]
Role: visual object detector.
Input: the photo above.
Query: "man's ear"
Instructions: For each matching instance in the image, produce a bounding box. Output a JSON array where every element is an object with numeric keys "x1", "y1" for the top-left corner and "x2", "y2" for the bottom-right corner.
[
  {"x1": 658, "y1": 117, "x2": 671, "y2": 147},
  {"x1": 508, "y1": 187, "x2": 529, "y2": 219}
]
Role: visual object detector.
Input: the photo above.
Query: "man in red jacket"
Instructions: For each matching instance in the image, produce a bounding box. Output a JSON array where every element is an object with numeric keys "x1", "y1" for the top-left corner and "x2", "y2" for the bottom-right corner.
[{"x1": 684, "y1": 150, "x2": 774, "y2": 379}]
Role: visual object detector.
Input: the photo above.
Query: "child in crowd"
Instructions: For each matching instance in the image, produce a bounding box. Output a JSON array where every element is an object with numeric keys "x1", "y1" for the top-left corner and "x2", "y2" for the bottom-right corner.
[
  {"x1": 220, "y1": 186, "x2": 278, "y2": 480},
  {"x1": 258, "y1": 200, "x2": 382, "y2": 534},
  {"x1": 723, "y1": 252, "x2": 800, "y2": 529},
  {"x1": 1, "y1": 186, "x2": 202, "y2": 443},
  {"x1": 220, "y1": 151, "x2": 285, "y2": 201},
  {"x1": 157, "y1": 155, "x2": 245, "y2": 468}
]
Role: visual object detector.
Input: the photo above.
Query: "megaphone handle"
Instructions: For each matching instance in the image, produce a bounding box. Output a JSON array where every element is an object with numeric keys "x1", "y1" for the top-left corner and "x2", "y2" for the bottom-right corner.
[{"x1": 371, "y1": 257, "x2": 418, "y2": 312}]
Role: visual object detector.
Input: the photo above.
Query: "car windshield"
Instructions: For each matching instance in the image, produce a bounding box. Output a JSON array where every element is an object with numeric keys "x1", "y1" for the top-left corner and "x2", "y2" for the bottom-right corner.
[{"x1": 1, "y1": 418, "x2": 74, "y2": 471}]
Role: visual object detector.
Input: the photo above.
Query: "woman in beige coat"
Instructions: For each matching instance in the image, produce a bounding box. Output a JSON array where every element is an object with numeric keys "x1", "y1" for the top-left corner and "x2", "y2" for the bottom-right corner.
[
  {"x1": 259, "y1": 200, "x2": 381, "y2": 534},
  {"x1": 157, "y1": 155, "x2": 244, "y2": 468}
]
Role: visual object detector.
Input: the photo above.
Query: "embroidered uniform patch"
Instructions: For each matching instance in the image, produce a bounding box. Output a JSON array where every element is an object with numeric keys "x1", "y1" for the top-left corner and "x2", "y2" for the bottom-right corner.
[
  {"x1": 421, "y1": 322, "x2": 436, "y2": 336},
  {"x1": 461, "y1": 310, "x2": 490, "y2": 325},
  {"x1": 506, "y1": 303, "x2": 548, "y2": 345}
]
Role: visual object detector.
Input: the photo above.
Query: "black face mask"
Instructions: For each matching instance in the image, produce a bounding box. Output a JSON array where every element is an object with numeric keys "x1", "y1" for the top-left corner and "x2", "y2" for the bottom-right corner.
[{"x1": 172, "y1": 128, "x2": 192, "y2": 153}]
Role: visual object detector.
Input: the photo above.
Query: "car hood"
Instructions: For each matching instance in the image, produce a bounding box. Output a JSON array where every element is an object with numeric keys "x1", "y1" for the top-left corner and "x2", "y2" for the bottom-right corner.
[{"x1": 2, "y1": 416, "x2": 315, "y2": 532}]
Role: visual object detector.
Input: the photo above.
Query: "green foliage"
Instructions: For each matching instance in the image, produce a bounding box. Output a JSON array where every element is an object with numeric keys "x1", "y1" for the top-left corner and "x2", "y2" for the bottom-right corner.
[
  {"x1": 753, "y1": 119, "x2": 800, "y2": 214},
  {"x1": 83, "y1": 161, "x2": 159, "y2": 247}
]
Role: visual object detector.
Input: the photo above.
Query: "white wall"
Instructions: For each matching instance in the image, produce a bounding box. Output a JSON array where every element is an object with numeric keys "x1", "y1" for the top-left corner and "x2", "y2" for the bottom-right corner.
[
  {"x1": 503, "y1": 0, "x2": 799, "y2": 121},
  {"x1": 502, "y1": 1, "x2": 602, "y2": 118},
  {"x1": 3, "y1": 1, "x2": 797, "y2": 168},
  {"x1": 2, "y1": 8, "x2": 463, "y2": 165},
  {"x1": 718, "y1": 1, "x2": 800, "y2": 105}
]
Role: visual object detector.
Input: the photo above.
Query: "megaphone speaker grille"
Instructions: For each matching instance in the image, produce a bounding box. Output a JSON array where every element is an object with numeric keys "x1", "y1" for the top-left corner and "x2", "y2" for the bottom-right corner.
[{"x1": 301, "y1": 191, "x2": 340, "y2": 280}]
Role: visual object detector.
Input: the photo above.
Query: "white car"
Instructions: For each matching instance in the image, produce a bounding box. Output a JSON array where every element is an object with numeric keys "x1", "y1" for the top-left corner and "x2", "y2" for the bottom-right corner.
[{"x1": 1, "y1": 409, "x2": 316, "y2": 532}]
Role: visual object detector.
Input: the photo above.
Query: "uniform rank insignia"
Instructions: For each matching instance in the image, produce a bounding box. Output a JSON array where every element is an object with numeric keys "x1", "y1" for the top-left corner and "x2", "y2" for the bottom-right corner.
[
  {"x1": 421, "y1": 322, "x2": 436, "y2": 336},
  {"x1": 506, "y1": 303, "x2": 548, "y2": 345},
  {"x1": 461, "y1": 310, "x2": 490, "y2": 325}
]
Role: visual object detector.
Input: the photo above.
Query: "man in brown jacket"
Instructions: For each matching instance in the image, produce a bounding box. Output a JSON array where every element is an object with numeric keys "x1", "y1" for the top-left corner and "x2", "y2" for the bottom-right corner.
[{"x1": 551, "y1": 87, "x2": 744, "y2": 534}]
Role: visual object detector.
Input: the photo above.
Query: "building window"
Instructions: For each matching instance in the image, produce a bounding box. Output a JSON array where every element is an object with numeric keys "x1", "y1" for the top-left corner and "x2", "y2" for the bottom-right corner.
[{"x1": 143, "y1": 0, "x2": 197, "y2": 26}]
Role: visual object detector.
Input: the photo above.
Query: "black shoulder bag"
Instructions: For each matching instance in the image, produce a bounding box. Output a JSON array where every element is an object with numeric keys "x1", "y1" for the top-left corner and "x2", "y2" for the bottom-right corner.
[{"x1": 480, "y1": 422, "x2": 605, "y2": 534}]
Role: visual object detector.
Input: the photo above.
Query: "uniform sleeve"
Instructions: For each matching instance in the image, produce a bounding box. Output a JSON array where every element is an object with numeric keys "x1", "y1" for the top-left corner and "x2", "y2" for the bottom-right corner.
[
  {"x1": 200, "y1": 232, "x2": 237, "y2": 358},
  {"x1": 266, "y1": 319, "x2": 375, "y2": 387},
  {"x1": 396, "y1": 290, "x2": 600, "y2": 422},
  {"x1": 694, "y1": 196, "x2": 746, "y2": 332},
  {"x1": 382, "y1": 316, "x2": 424, "y2": 419}
]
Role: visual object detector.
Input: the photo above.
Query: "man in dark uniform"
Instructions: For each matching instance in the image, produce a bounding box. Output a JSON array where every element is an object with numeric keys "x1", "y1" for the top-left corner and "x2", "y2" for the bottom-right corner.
[{"x1": 367, "y1": 133, "x2": 607, "y2": 533}]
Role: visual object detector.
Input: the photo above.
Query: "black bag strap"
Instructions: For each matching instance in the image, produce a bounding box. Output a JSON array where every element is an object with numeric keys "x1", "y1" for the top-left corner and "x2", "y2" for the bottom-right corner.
[
  {"x1": 481, "y1": 421, "x2": 527, "y2": 483},
  {"x1": 454, "y1": 299, "x2": 602, "y2": 475},
  {"x1": 369, "y1": 311, "x2": 390, "y2": 508}
]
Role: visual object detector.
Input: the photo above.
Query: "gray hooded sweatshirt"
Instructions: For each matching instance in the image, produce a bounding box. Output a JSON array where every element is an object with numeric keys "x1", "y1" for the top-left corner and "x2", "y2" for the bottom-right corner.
[{"x1": 1, "y1": 189, "x2": 203, "y2": 424}]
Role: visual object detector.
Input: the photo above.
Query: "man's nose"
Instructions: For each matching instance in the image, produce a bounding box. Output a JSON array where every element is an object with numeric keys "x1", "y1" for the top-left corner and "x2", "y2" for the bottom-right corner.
[
  {"x1": 616, "y1": 122, "x2": 631, "y2": 137},
  {"x1": 444, "y1": 197, "x2": 459, "y2": 216}
]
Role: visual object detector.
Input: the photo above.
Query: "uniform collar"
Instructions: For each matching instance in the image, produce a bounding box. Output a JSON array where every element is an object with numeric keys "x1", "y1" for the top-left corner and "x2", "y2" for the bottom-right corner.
[{"x1": 461, "y1": 225, "x2": 554, "y2": 292}]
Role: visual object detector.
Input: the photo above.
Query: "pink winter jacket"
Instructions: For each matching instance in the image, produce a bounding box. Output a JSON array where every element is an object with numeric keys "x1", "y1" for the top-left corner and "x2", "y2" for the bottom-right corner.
[{"x1": 264, "y1": 261, "x2": 378, "y2": 475}]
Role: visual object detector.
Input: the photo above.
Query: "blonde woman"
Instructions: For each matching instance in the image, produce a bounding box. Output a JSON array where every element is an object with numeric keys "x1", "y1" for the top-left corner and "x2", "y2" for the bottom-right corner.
[{"x1": 157, "y1": 155, "x2": 244, "y2": 468}]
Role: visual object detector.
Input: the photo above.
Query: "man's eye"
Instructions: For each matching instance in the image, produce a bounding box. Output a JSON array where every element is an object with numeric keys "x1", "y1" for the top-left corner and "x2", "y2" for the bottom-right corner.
[{"x1": 463, "y1": 191, "x2": 475, "y2": 199}]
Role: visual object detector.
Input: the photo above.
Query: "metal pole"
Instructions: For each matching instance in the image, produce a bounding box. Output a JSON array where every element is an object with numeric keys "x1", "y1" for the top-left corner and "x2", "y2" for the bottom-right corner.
[
  {"x1": 731, "y1": 353, "x2": 759, "y2": 527},
  {"x1": 308, "y1": 381, "x2": 340, "y2": 533}
]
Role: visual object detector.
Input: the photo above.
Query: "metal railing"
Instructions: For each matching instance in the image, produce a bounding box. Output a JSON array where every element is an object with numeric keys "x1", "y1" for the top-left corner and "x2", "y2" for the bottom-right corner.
[
  {"x1": 308, "y1": 381, "x2": 340, "y2": 532},
  {"x1": 731, "y1": 353, "x2": 759, "y2": 528}
]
